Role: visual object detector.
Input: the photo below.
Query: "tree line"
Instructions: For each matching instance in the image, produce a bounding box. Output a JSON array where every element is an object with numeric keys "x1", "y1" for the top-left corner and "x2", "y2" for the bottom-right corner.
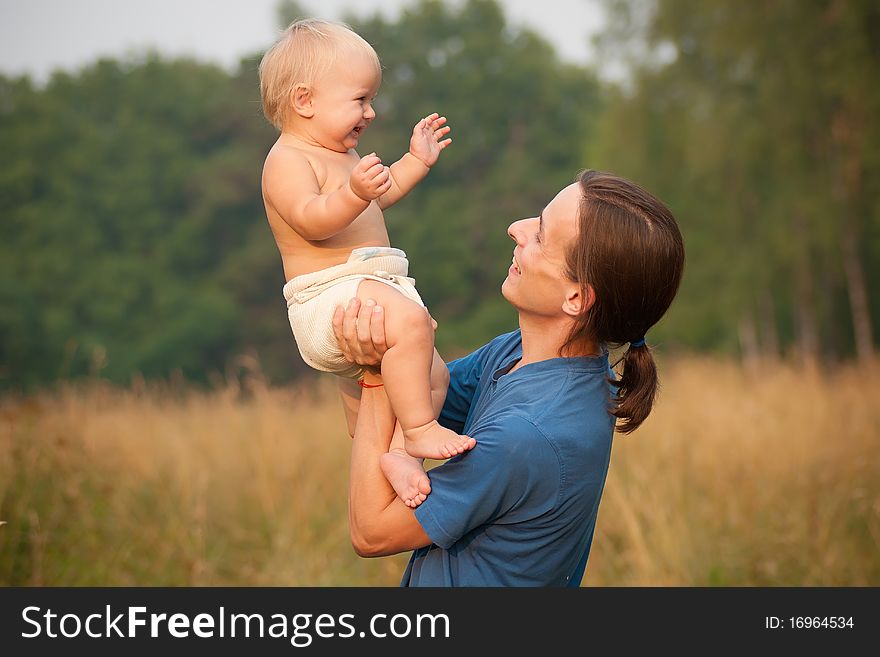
[{"x1": 1, "y1": 0, "x2": 877, "y2": 390}]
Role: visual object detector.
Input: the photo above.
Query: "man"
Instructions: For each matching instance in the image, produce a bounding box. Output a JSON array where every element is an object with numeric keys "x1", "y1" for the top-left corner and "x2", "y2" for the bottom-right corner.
[{"x1": 333, "y1": 170, "x2": 685, "y2": 586}]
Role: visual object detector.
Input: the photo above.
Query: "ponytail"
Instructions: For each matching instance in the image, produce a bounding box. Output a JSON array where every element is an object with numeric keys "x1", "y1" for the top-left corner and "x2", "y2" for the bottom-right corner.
[
  {"x1": 610, "y1": 342, "x2": 658, "y2": 434},
  {"x1": 563, "y1": 169, "x2": 684, "y2": 435}
]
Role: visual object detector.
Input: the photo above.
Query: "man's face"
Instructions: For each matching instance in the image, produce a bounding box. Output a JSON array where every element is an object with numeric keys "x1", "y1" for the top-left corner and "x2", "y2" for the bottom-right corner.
[
  {"x1": 502, "y1": 182, "x2": 582, "y2": 319},
  {"x1": 308, "y1": 50, "x2": 381, "y2": 152}
]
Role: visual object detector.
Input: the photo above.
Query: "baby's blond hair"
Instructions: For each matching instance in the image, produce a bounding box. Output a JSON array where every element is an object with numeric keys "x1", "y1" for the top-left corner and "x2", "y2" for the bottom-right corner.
[{"x1": 259, "y1": 19, "x2": 381, "y2": 130}]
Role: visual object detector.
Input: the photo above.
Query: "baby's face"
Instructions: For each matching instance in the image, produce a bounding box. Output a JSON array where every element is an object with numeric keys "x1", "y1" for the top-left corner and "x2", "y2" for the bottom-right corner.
[{"x1": 309, "y1": 50, "x2": 382, "y2": 153}]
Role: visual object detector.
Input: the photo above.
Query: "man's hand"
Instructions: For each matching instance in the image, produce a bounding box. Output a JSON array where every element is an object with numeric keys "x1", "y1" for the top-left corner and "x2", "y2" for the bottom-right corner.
[
  {"x1": 333, "y1": 298, "x2": 388, "y2": 374},
  {"x1": 349, "y1": 153, "x2": 392, "y2": 201},
  {"x1": 408, "y1": 113, "x2": 452, "y2": 168},
  {"x1": 332, "y1": 298, "x2": 438, "y2": 375}
]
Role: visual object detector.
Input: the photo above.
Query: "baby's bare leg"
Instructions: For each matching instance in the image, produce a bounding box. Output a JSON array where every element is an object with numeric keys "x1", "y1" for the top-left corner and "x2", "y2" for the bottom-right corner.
[
  {"x1": 357, "y1": 281, "x2": 474, "y2": 460},
  {"x1": 380, "y1": 350, "x2": 450, "y2": 507}
]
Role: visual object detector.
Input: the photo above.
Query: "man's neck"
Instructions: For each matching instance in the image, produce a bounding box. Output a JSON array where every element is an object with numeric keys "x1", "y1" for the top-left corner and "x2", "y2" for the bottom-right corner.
[{"x1": 513, "y1": 316, "x2": 599, "y2": 372}]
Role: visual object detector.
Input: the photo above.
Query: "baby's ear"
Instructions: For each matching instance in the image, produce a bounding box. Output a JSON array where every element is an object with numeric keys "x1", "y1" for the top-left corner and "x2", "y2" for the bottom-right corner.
[{"x1": 291, "y1": 83, "x2": 314, "y2": 118}]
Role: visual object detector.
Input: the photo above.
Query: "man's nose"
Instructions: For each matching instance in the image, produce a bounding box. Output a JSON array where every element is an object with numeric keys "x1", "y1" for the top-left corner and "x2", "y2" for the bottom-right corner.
[{"x1": 507, "y1": 218, "x2": 529, "y2": 244}]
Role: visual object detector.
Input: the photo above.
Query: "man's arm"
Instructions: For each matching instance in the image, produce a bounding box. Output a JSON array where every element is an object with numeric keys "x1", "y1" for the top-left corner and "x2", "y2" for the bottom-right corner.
[
  {"x1": 335, "y1": 299, "x2": 432, "y2": 556},
  {"x1": 348, "y1": 375, "x2": 432, "y2": 556},
  {"x1": 378, "y1": 113, "x2": 451, "y2": 210}
]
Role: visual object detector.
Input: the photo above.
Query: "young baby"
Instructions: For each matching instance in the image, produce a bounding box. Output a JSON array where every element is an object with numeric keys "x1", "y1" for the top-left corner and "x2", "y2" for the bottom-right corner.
[{"x1": 259, "y1": 19, "x2": 474, "y2": 507}]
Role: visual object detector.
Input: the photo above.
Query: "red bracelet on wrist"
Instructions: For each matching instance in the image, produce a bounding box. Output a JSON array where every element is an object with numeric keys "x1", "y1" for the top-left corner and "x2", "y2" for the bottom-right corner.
[{"x1": 357, "y1": 378, "x2": 384, "y2": 388}]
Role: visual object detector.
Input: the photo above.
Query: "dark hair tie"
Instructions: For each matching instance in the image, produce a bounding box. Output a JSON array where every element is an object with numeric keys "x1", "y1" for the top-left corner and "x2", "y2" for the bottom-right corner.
[{"x1": 630, "y1": 337, "x2": 646, "y2": 347}]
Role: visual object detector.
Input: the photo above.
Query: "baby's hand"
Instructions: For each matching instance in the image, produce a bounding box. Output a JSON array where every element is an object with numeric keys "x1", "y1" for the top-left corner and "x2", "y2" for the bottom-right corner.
[
  {"x1": 349, "y1": 153, "x2": 392, "y2": 201},
  {"x1": 409, "y1": 113, "x2": 452, "y2": 168}
]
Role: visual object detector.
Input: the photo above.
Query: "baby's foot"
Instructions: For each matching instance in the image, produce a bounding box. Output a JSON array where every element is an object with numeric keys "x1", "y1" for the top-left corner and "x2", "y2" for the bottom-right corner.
[
  {"x1": 404, "y1": 420, "x2": 476, "y2": 460},
  {"x1": 381, "y1": 449, "x2": 432, "y2": 508}
]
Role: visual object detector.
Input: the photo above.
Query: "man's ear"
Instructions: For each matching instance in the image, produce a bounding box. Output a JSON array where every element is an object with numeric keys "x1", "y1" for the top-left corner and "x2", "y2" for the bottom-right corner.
[
  {"x1": 562, "y1": 284, "x2": 595, "y2": 317},
  {"x1": 291, "y1": 83, "x2": 314, "y2": 118}
]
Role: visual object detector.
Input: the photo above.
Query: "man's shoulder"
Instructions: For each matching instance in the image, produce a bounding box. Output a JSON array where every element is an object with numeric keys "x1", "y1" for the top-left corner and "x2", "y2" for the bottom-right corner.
[
  {"x1": 468, "y1": 412, "x2": 556, "y2": 462},
  {"x1": 446, "y1": 330, "x2": 521, "y2": 381},
  {"x1": 430, "y1": 413, "x2": 561, "y2": 497},
  {"x1": 481, "y1": 363, "x2": 614, "y2": 448}
]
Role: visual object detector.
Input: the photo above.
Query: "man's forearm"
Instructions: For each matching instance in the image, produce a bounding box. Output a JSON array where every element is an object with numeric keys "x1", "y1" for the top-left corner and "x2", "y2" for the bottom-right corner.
[
  {"x1": 348, "y1": 382, "x2": 432, "y2": 556},
  {"x1": 348, "y1": 384, "x2": 399, "y2": 553}
]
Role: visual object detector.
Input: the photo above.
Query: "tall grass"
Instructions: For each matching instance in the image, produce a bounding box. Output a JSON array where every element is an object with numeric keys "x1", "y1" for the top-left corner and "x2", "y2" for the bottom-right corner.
[
  {"x1": 584, "y1": 357, "x2": 880, "y2": 586},
  {"x1": 1, "y1": 358, "x2": 878, "y2": 586}
]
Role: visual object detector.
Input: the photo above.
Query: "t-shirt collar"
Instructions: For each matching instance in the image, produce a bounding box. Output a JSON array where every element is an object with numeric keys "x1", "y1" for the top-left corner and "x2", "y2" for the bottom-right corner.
[{"x1": 491, "y1": 346, "x2": 609, "y2": 383}]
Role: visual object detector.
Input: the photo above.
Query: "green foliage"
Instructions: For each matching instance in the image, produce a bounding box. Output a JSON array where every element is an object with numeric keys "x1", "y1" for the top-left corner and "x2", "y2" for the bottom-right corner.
[
  {"x1": 1, "y1": 55, "x2": 281, "y2": 388},
  {"x1": 591, "y1": 0, "x2": 880, "y2": 361},
  {"x1": 7, "y1": 0, "x2": 875, "y2": 388},
  {"x1": 1, "y1": 0, "x2": 600, "y2": 388}
]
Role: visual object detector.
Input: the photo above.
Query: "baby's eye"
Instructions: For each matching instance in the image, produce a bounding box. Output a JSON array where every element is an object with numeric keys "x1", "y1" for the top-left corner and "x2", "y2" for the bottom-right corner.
[{"x1": 534, "y1": 231, "x2": 541, "y2": 243}]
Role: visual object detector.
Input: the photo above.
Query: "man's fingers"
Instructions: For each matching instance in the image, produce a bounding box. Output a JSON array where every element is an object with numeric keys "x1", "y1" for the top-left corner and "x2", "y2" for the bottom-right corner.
[
  {"x1": 336, "y1": 300, "x2": 361, "y2": 363},
  {"x1": 333, "y1": 305, "x2": 349, "y2": 359},
  {"x1": 357, "y1": 299, "x2": 374, "y2": 346},
  {"x1": 343, "y1": 298, "x2": 361, "y2": 347},
  {"x1": 370, "y1": 304, "x2": 387, "y2": 352}
]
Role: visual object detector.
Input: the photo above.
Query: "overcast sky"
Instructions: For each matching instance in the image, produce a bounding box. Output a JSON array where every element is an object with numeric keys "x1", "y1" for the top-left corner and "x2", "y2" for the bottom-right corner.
[{"x1": 0, "y1": 0, "x2": 606, "y2": 84}]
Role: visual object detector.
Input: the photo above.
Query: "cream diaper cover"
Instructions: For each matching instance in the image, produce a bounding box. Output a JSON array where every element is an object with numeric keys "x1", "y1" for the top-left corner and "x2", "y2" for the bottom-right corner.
[{"x1": 282, "y1": 247, "x2": 425, "y2": 379}]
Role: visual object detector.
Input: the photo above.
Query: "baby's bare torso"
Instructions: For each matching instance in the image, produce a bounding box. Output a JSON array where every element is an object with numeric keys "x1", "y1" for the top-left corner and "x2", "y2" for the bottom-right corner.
[{"x1": 263, "y1": 139, "x2": 390, "y2": 281}]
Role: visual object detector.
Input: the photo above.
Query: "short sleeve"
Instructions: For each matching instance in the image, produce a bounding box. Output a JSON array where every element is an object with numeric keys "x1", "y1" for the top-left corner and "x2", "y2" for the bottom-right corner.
[{"x1": 414, "y1": 415, "x2": 560, "y2": 548}]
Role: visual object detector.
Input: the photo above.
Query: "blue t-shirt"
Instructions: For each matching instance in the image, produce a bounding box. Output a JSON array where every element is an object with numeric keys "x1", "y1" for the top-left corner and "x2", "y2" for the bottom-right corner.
[{"x1": 402, "y1": 330, "x2": 615, "y2": 587}]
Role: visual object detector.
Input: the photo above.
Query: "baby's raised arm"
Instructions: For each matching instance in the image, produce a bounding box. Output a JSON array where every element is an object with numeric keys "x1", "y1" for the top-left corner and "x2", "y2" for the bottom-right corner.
[
  {"x1": 378, "y1": 113, "x2": 452, "y2": 210},
  {"x1": 263, "y1": 148, "x2": 390, "y2": 241}
]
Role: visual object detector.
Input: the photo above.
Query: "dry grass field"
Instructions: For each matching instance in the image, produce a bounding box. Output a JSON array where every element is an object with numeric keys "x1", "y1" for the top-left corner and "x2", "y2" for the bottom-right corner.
[{"x1": 1, "y1": 357, "x2": 878, "y2": 586}]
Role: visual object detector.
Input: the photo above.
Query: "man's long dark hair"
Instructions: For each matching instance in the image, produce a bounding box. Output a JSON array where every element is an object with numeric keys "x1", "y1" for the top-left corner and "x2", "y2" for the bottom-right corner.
[{"x1": 563, "y1": 170, "x2": 685, "y2": 433}]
